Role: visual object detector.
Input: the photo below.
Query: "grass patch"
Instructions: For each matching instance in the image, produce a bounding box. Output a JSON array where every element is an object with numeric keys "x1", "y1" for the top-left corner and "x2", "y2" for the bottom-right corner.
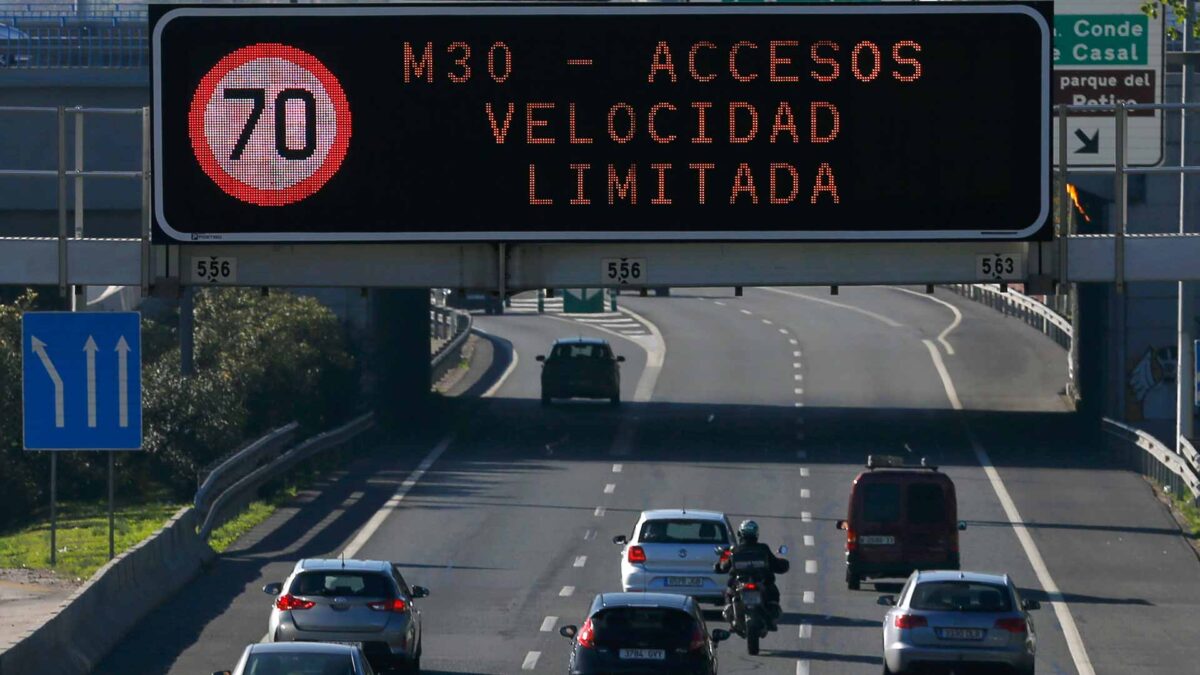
[
  {"x1": 0, "y1": 500, "x2": 185, "y2": 581},
  {"x1": 207, "y1": 485, "x2": 299, "y2": 554},
  {"x1": 1168, "y1": 490, "x2": 1200, "y2": 537}
]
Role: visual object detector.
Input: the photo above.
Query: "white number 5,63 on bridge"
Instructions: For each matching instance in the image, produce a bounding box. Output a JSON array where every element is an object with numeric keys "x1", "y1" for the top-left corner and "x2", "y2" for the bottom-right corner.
[{"x1": 975, "y1": 254, "x2": 1023, "y2": 282}]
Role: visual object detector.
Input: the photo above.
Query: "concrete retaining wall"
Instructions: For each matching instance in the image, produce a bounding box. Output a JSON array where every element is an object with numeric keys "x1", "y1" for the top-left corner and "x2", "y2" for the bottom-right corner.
[{"x1": 0, "y1": 507, "x2": 214, "y2": 675}]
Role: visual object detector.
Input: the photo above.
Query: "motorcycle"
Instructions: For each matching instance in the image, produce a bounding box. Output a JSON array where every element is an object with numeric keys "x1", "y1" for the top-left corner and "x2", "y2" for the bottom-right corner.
[{"x1": 715, "y1": 545, "x2": 789, "y2": 655}]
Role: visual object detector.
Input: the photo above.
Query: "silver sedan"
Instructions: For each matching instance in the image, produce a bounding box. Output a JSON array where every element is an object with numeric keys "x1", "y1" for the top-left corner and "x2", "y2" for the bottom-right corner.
[
  {"x1": 879, "y1": 570, "x2": 1040, "y2": 675},
  {"x1": 213, "y1": 641, "x2": 374, "y2": 675}
]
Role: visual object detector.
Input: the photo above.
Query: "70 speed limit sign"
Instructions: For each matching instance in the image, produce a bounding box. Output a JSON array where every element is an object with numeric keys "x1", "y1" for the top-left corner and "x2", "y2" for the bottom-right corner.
[{"x1": 188, "y1": 43, "x2": 351, "y2": 207}]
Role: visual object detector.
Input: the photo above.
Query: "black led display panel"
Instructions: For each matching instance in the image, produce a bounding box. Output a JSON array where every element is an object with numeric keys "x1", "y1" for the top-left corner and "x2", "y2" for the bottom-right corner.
[{"x1": 152, "y1": 2, "x2": 1051, "y2": 243}]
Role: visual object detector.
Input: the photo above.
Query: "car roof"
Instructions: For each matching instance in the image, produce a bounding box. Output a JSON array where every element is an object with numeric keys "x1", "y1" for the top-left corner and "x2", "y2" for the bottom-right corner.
[
  {"x1": 640, "y1": 508, "x2": 726, "y2": 521},
  {"x1": 553, "y1": 336, "x2": 610, "y2": 346},
  {"x1": 594, "y1": 592, "x2": 693, "y2": 611},
  {"x1": 249, "y1": 642, "x2": 358, "y2": 655},
  {"x1": 915, "y1": 570, "x2": 1010, "y2": 586},
  {"x1": 293, "y1": 558, "x2": 392, "y2": 573}
]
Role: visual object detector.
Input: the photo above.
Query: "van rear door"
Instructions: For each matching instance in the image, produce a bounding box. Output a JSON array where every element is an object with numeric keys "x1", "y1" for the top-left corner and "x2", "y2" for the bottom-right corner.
[
  {"x1": 855, "y1": 480, "x2": 904, "y2": 565},
  {"x1": 903, "y1": 481, "x2": 953, "y2": 565}
]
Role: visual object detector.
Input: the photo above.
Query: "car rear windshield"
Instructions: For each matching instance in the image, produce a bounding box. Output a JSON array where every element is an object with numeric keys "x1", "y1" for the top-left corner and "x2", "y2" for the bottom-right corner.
[
  {"x1": 906, "y1": 483, "x2": 947, "y2": 524},
  {"x1": 639, "y1": 519, "x2": 728, "y2": 544},
  {"x1": 551, "y1": 343, "x2": 611, "y2": 360},
  {"x1": 245, "y1": 652, "x2": 354, "y2": 675},
  {"x1": 910, "y1": 581, "x2": 1013, "y2": 612},
  {"x1": 289, "y1": 571, "x2": 392, "y2": 598},
  {"x1": 592, "y1": 607, "x2": 696, "y2": 647},
  {"x1": 861, "y1": 483, "x2": 901, "y2": 523}
]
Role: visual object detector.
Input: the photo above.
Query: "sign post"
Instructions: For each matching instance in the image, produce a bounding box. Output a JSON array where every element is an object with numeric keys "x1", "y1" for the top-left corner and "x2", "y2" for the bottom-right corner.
[
  {"x1": 1053, "y1": 0, "x2": 1165, "y2": 167},
  {"x1": 22, "y1": 312, "x2": 142, "y2": 565},
  {"x1": 152, "y1": 2, "x2": 1051, "y2": 243}
]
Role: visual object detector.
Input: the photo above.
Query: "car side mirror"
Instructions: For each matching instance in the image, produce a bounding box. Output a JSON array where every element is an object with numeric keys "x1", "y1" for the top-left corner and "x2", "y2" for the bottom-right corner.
[
  {"x1": 877, "y1": 595, "x2": 896, "y2": 606},
  {"x1": 536, "y1": 355, "x2": 546, "y2": 362},
  {"x1": 1022, "y1": 599, "x2": 1041, "y2": 611},
  {"x1": 616, "y1": 355, "x2": 626, "y2": 362},
  {"x1": 711, "y1": 628, "x2": 731, "y2": 643},
  {"x1": 411, "y1": 586, "x2": 430, "y2": 599},
  {"x1": 613, "y1": 535, "x2": 628, "y2": 545},
  {"x1": 836, "y1": 520, "x2": 848, "y2": 531},
  {"x1": 263, "y1": 582, "x2": 282, "y2": 596},
  {"x1": 560, "y1": 625, "x2": 578, "y2": 639},
  {"x1": 777, "y1": 545, "x2": 789, "y2": 556},
  {"x1": 958, "y1": 520, "x2": 968, "y2": 531}
]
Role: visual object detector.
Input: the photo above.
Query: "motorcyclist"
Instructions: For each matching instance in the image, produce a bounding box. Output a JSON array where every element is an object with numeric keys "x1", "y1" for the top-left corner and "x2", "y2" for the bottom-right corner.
[{"x1": 714, "y1": 520, "x2": 788, "y2": 630}]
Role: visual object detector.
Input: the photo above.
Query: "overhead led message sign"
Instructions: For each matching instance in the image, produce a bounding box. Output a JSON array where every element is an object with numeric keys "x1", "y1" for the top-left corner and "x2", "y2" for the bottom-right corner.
[{"x1": 152, "y1": 3, "x2": 1051, "y2": 243}]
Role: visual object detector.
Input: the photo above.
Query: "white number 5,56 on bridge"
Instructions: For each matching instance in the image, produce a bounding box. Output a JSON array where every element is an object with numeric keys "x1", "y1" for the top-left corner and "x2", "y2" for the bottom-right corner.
[
  {"x1": 602, "y1": 258, "x2": 646, "y2": 286},
  {"x1": 192, "y1": 256, "x2": 238, "y2": 284}
]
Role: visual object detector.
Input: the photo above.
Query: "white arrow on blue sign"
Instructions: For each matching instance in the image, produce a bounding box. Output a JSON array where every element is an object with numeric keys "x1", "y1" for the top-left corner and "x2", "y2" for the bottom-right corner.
[{"x1": 22, "y1": 312, "x2": 142, "y2": 450}]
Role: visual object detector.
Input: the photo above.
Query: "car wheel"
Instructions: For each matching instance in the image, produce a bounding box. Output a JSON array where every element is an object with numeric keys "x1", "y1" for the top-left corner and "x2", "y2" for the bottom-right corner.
[{"x1": 847, "y1": 570, "x2": 861, "y2": 591}]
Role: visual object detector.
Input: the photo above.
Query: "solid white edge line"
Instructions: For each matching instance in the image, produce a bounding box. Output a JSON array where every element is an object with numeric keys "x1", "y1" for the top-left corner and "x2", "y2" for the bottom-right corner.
[
  {"x1": 341, "y1": 432, "x2": 455, "y2": 559},
  {"x1": 763, "y1": 286, "x2": 904, "y2": 328},
  {"x1": 616, "y1": 303, "x2": 667, "y2": 404},
  {"x1": 893, "y1": 286, "x2": 961, "y2": 356},
  {"x1": 540, "y1": 616, "x2": 558, "y2": 632},
  {"x1": 921, "y1": 338, "x2": 1095, "y2": 675},
  {"x1": 522, "y1": 651, "x2": 541, "y2": 670},
  {"x1": 475, "y1": 328, "x2": 519, "y2": 399}
]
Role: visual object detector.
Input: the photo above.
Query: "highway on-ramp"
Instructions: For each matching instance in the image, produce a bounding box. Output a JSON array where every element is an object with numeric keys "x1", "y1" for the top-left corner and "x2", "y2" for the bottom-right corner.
[{"x1": 93, "y1": 287, "x2": 1200, "y2": 675}]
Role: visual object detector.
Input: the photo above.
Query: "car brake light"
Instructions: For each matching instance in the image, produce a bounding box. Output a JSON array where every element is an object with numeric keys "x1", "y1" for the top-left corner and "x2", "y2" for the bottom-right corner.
[
  {"x1": 275, "y1": 594, "x2": 315, "y2": 611},
  {"x1": 689, "y1": 623, "x2": 706, "y2": 652},
  {"x1": 744, "y1": 582, "x2": 758, "y2": 590},
  {"x1": 367, "y1": 598, "x2": 408, "y2": 613},
  {"x1": 578, "y1": 618, "x2": 596, "y2": 649},
  {"x1": 846, "y1": 527, "x2": 857, "y2": 552},
  {"x1": 894, "y1": 614, "x2": 928, "y2": 629},
  {"x1": 628, "y1": 546, "x2": 646, "y2": 563},
  {"x1": 994, "y1": 618, "x2": 1027, "y2": 634},
  {"x1": 719, "y1": 549, "x2": 731, "y2": 563}
]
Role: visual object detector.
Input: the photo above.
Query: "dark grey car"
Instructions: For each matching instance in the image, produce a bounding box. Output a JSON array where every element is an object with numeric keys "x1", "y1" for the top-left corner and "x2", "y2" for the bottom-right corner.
[
  {"x1": 263, "y1": 559, "x2": 428, "y2": 674},
  {"x1": 880, "y1": 570, "x2": 1040, "y2": 675}
]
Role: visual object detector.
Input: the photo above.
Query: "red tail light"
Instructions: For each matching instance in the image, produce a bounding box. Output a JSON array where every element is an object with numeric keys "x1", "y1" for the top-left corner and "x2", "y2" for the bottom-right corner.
[
  {"x1": 688, "y1": 623, "x2": 706, "y2": 652},
  {"x1": 367, "y1": 598, "x2": 408, "y2": 613},
  {"x1": 894, "y1": 614, "x2": 928, "y2": 629},
  {"x1": 275, "y1": 594, "x2": 315, "y2": 611},
  {"x1": 719, "y1": 549, "x2": 731, "y2": 564},
  {"x1": 744, "y1": 582, "x2": 758, "y2": 590},
  {"x1": 846, "y1": 527, "x2": 858, "y2": 552},
  {"x1": 994, "y1": 618, "x2": 1027, "y2": 634},
  {"x1": 577, "y1": 618, "x2": 596, "y2": 649},
  {"x1": 628, "y1": 546, "x2": 647, "y2": 563}
]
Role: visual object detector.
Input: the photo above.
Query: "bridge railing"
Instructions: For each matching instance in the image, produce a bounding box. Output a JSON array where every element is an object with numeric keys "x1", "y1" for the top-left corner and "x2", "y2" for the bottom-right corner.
[{"x1": 1102, "y1": 418, "x2": 1200, "y2": 507}]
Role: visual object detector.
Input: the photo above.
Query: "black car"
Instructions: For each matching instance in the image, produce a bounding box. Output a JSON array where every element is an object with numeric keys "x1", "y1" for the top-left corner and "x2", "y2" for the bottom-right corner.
[
  {"x1": 537, "y1": 337, "x2": 624, "y2": 405},
  {"x1": 560, "y1": 593, "x2": 729, "y2": 675}
]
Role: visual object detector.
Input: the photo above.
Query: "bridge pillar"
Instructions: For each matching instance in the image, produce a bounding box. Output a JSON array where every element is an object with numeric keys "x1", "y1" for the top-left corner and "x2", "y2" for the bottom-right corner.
[{"x1": 369, "y1": 289, "x2": 431, "y2": 426}]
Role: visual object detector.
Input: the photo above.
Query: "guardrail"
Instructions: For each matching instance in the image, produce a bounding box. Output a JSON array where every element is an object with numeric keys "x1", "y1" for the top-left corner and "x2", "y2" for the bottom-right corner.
[
  {"x1": 946, "y1": 284, "x2": 1072, "y2": 349},
  {"x1": 430, "y1": 307, "x2": 472, "y2": 385},
  {"x1": 0, "y1": 24, "x2": 146, "y2": 68},
  {"x1": 1102, "y1": 417, "x2": 1200, "y2": 506},
  {"x1": 193, "y1": 422, "x2": 298, "y2": 518},
  {"x1": 197, "y1": 412, "x2": 375, "y2": 540}
]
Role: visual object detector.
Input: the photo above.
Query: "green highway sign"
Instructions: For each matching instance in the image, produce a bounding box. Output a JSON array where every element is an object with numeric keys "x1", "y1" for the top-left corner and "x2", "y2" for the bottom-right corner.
[{"x1": 1054, "y1": 14, "x2": 1148, "y2": 65}]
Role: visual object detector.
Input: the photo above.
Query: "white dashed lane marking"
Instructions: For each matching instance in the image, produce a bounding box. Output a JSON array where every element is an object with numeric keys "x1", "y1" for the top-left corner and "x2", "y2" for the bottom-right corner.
[
  {"x1": 612, "y1": 464, "x2": 623, "y2": 473},
  {"x1": 794, "y1": 388, "x2": 804, "y2": 395},
  {"x1": 799, "y1": 623, "x2": 812, "y2": 639},
  {"x1": 804, "y1": 535, "x2": 815, "y2": 546},
  {"x1": 560, "y1": 586, "x2": 575, "y2": 597},
  {"x1": 594, "y1": 506, "x2": 606, "y2": 517},
  {"x1": 800, "y1": 489, "x2": 810, "y2": 499},
  {"x1": 583, "y1": 529, "x2": 596, "y2": 541},
  {"x1": 797, "y1": 660, "x2": 811, "y2": 675},
  {"x1": 806, "y1": 560, "x2": 818, "y2": 574},
  {"x1": 789, "y1": 338, "x2": 799, "y2": 345},
  {"x1": 604, "y1": 483, "x2": 616, "y2": 494},
  {"x1": 801, "y1": 511, "x2": 812, "y2": 522},
  {"x1": 740, "y1": 309, "x2": 753, "y2": 315},
  {"x1": 540, "y1": 616, "x2": 558, "y2": 632},
  {"x1": 574, "y1": 556, "x2": 588, "y2": 568},
  {"x1": 803, "y1": 591, "x2": 815, "y2": 604},
  {"x1": 522, "y1": 651, "x2": 540, "y2": 670},
  {"x1": 800, "y1": 468, "x2": 810, "y2": 477},
  {"x1": 762, "y1": 319, "x2": 774, "y2": 325},
  {"x1": 779, "y1": 328, "x2": 789, "y2": 335}
]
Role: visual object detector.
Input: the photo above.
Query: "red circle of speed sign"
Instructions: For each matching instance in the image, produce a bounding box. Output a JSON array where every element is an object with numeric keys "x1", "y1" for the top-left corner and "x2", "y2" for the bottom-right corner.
[{"x1": 188, "y1": 43, "x2": 351, "y2": 207}]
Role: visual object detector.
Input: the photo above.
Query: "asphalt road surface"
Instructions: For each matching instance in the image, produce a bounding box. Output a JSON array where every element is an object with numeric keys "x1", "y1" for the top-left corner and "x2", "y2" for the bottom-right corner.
[{"x1": 93, "y1": 286, "x2": 1200, "y2": 675}]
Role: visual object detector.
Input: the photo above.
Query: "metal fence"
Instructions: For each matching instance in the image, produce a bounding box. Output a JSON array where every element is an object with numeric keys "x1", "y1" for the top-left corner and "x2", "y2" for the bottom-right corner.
[
  {"x1": 0, "y1": 22, "x2": 146, "y2": 68},
  {"x1": 1102, "y1": 417, "x2": 1200, "y2": 507}
]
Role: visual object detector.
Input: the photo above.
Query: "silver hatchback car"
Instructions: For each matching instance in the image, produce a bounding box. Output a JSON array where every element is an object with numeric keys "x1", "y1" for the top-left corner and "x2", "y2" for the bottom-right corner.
[
  {"x1": 263, "y1": 559, "x2": 428, "y2": 673},
  {"x1": 613, "y1": 509, "x2": 733, "y2": 604},
  {"x1": 879, "y1": 570, "x2": 1040, "y2": 675}
]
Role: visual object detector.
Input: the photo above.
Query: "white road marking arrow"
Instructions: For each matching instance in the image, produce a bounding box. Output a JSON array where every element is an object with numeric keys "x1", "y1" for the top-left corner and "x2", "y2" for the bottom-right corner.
[
  {"x1": 30, "y1": 336, "x2": 64, "y2": 428},
  {"x1": 115, "y1": 336, "x2": 130, "y2": 428},
  {"x1": 84, "y1": 336, "x2": 98, "y2": 428}
]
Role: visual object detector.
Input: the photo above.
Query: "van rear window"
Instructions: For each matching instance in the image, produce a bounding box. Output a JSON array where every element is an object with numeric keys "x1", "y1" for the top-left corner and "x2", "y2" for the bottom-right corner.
[
  {"x1": 907, "y1": 483, "x2": 947, "y2": 524},
  {"x1": 861, "y1": 483, "x2": 901, "y2": 523}
]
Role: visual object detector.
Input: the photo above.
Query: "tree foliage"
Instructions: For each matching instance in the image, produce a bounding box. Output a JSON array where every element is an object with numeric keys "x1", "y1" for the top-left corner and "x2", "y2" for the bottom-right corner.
[{"x1": 1142, "y1": 1, "x2": 1197, "y2": 40}]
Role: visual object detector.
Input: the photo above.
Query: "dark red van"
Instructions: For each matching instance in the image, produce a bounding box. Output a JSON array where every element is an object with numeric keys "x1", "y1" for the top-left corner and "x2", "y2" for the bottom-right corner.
[{"x1": 835, "y1": 456, "x2": 965, "y2": 590}]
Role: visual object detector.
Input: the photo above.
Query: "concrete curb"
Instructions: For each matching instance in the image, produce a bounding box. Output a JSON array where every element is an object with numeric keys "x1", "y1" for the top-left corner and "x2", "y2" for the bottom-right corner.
[{"x1": 0, "y1": 507, "x2": 215, "y2": 675}]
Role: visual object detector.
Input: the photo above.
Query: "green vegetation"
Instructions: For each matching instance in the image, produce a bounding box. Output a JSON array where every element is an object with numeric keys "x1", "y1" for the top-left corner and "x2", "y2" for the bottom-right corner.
[
  {"x1": 0, "y1": 499, "x2": 185, "y2": 581},
  {"x1": 0, "y1": 288, "x2": 360, "y2": 568},
  {"x1": 208, "y1": 486, "x2": 298, "y2": 553},
  {"x1": 1168, "y1": 489, "x2": 1200, "y2": 538},
  {"x1": 1142, "y1": 1, "x2": 1198, "y2": 39}
]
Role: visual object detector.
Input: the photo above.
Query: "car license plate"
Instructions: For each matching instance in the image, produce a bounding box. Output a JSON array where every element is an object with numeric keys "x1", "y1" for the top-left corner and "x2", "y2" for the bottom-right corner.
[
  {"x1": 619, "y1": 649, "x2": 666, "y2": 660},
  {"x1": 665, "y1": 577, "x2": 704, "y2": 587},
  {"x1": 742, "y1": 591, "x2": 763, "y2": 605},
  {"x1": 859, "y1": 535, "x2": 895, "y2": 545},
  {"x1": 938, "y1": 628, "x2": 984, "y2": 641}
]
